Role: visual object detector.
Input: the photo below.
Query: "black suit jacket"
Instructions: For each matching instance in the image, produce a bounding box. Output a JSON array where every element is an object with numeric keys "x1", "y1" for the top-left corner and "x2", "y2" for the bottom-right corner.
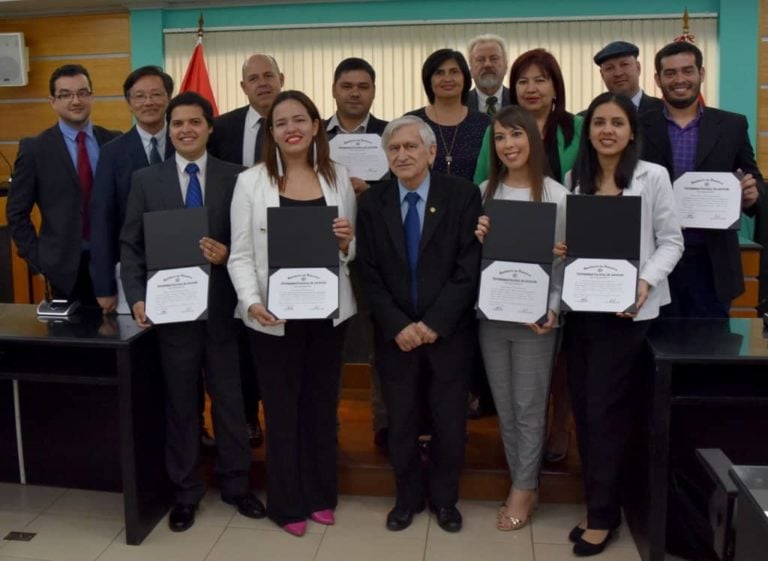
[
  {"x1": 119, "y1": 155, "x2": 245, "y2": 341},
  {"x1": 208, "y1": 106, "x2": 251, "y2": 165},
  {"x1": 637, "y1": 92, "x2": 663, "y2": 114},
  {"x1": 640, "y1": 106, "x2": 765, "y2": 303},
  {"x1": 89, "y1": 126, "x2": 174, "y2": 296},
  {"x1": 467, "y1": 86, "x2": 511, "y2": 113},
  {"x1": 6, "y1": 123, "x2": 120, "y2": 295},
  {"x1": 356, "y1": 172, "x2": 482, "y2": 342},
  {"x1": 324, "y1": 113, "x2": 389, "y2": 140}
]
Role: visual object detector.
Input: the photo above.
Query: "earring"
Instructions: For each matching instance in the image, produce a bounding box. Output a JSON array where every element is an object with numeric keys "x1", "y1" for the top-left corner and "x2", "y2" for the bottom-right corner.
[
  {"x1": 276, "y1": 147, "x2": 284, "y2": 178},
  {"x1": 312, "y1": 138, "x2": 318, "y2": 170}
]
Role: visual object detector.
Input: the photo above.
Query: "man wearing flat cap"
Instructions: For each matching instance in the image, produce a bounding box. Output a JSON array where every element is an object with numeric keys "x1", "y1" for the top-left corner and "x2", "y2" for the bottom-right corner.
[{"x1": 593, "y1": 40, "x2": 663, "y2": 113}]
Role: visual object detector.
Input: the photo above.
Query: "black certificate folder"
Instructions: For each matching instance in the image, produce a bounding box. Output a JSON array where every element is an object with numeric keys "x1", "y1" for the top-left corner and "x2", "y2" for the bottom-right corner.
[
  {"x1": 143, "y1": 207, "x2": 210, "y2": 323},
  {"x1": 562, "y1": 195, "x2": 641, "y2": 314},
  {"x1": 477, "y1": 200, "x2": 557, "y2": 324},
  {"x1": 267, "y1": 206, "x2": 340, "y2": 320},
  {"x1": 144, "y1": 207, "x2": 209, "y2": 270}
]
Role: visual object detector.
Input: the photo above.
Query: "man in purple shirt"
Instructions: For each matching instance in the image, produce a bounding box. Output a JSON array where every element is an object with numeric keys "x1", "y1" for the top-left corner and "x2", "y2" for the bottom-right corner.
[{"x1": 640, "y1": 42, "x2": 763, "y2": 317}]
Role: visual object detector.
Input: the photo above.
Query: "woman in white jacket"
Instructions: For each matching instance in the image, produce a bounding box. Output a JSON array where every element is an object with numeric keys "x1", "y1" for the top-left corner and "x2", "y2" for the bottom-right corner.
[
  {"x1": 228, "y1": 90, "x2": 357, "y2": 537},
  {"x1": 563, "y1": 92, "x2": 683, "y2": 556}
]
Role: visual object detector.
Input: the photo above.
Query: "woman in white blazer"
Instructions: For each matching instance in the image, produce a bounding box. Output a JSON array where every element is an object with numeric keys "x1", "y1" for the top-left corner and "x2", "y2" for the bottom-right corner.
[
  {"x1": 228, "y1": 90, "x2": 357, "y2": 537},
  {"x1": 562, "y1": 92, "x2": 683, "y2": 556}
]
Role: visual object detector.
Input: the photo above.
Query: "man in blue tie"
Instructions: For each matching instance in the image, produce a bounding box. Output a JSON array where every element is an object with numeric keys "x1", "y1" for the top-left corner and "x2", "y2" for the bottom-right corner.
[
  {"x1": 356, "y1": 115, "x2": 482, "y2": 533},
  {"x1": 120, "y1": 92, "x2": 265, "y2": 532}
]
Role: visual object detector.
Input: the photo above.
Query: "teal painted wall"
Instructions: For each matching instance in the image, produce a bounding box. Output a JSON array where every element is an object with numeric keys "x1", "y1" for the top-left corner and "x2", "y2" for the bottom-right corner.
[{"x1": 129, "y1": 0, "x2": 756, "y2": 137}]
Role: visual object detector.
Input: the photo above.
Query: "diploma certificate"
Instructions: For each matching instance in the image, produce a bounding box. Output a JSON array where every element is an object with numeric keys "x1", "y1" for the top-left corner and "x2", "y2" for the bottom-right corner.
[
  {"x1": 478, "y1": 261, "x2": 550, "y2": 323},
  {"x1": 267, "y1": 267, "x2": 339, "y2": 320},
  {"x1": 673, "y1": 172, "x2": 741, "y2": 230},
  {"x1": 145, "y1": 266, "x2": 209, "y2": 324},
  {"x1": 562, "y1": 258, "x2": 637, "y2": 313},
  {"x1": 329, "y1": 133, "x2": 388, "y2": 181}
]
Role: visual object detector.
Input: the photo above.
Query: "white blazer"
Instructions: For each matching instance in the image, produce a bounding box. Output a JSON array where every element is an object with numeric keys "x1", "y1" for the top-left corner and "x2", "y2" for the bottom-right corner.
[
  {"x1": 228, "y1": 162, "x2": 357, "y2": 335},
  {"x1": 570, "y1": 160, "x2": 684, "y2": 321}
]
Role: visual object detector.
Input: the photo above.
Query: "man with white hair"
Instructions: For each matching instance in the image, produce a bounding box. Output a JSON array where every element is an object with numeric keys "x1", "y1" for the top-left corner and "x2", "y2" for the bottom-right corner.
[
  {"x1": 356, "y1": 116, "x2": 482, "y2": 534},
  {"x1": 467, "y1": 34, "x2": 511, "y2": 115}
]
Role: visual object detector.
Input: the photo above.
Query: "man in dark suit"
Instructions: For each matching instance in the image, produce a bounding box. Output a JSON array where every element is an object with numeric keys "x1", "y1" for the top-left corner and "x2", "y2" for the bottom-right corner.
[
  {"x1": 593, "y1": 41, "x2": 663, "y2": 114},
  {"x1": 7, "y1": 64, "x2": 120, "y2": 303},
  {"x1": 207, "y1": 53, "x2": 283, "y2": 166},
  {"x1": 325, "y1": 57, "x2": 390, "y2": 449},
  {"x1": 120, "y1": 92, "x2": 265, "y2": 532},
  {"x1": 467, "y1": 34, "x2": 511, "y2": 115},
  {"x1": 357, "y1": 115, "x2": 482, "y2": 533},
  {"x1": 641, "y1": 41, "x2": 763, "y2": 317},
  {"x1": 206, "y1": 53, "x2": 283, "y2": 446},
  {"x1": 90, "y1": 66, "x2": 174, "y2": 314}
]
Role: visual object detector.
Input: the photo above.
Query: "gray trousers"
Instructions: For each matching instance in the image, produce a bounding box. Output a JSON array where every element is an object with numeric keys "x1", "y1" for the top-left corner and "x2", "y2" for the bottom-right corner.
[{"x1": 479, "y1": 321, "x2": 557, "y2": 490}]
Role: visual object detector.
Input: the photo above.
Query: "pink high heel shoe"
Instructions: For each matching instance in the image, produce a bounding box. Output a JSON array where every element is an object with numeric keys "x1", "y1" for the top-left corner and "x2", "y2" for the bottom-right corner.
[
  {"x1": 310, "y1": 509, "x2": 335, "y2": 525},
  {"x1": 282, "y1": 520, "x2": 307, "y2": 536}
]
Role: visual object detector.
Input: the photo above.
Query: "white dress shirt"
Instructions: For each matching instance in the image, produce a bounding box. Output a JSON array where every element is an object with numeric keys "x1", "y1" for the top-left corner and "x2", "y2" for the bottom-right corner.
[
  {"x1": 174, "y1": 152, "x2": 207, "y2": 202},
  {"x1": 242, "y1": 106, "x2": 265, "y2": 167}
]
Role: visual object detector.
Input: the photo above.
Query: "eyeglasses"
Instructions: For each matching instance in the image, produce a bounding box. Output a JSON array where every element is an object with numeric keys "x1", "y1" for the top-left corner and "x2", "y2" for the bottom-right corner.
[
  {"x1": 129, "y1": 92, "x2": 168, "y2": 103},
  {"x1": 54, "y1": 89, "x2": 93, "y2": 101}
]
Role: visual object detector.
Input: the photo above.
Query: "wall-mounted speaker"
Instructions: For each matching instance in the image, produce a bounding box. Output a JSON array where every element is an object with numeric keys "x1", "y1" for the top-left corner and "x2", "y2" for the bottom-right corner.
[{"x1": 0, "y1": 32, "x2": 29, "y2": 87}]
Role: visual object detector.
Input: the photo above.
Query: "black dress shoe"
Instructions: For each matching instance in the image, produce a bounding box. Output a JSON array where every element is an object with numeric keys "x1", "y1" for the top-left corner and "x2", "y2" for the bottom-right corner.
[
  {"x1": 247, "y1": 419, "x2": 263, "y2": 448},
  {"x1": 569, "y1": 525, "x2": 585, "y2": 543},
  {"x1": 573, "y1": 528, "x2": 615, "y2": 557},
  {"x1": 386, "y1": 504, "x2": 425, "y2": 531},
  {"x1": 431, "y1": 505, "x2": 462, "y2": 533},
  {"x1": 223, "y1": 492, "x2": 266, "y2": 519},
  {"x1": 168, "y1": 503, "x2": 197, "y2": 532}
]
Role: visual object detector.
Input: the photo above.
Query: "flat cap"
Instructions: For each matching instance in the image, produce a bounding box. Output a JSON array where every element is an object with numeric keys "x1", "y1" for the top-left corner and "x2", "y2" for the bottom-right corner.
[{"x1": 593, "y1": 41, "x2": 639, "y2": 66}]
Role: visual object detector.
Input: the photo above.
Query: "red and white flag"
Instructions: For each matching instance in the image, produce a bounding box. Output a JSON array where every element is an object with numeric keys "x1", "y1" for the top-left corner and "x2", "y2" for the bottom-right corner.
[{"x1": 179, "y1": 17, "x2": 219, "y2": 116}]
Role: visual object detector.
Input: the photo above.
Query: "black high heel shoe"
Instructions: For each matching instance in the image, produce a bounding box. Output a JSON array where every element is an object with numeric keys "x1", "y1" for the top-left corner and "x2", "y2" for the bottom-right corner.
[{"x1": 573, "y1": 528, "x2": 615, "y2": 557}]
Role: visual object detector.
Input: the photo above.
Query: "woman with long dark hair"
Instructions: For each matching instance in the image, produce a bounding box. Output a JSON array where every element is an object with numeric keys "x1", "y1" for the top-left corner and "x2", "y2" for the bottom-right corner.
[
  {"x1": 407, "y1": 48, "x2": 490, "y2": 181},
  {"x1": 228, "y1": 90, "x2": 357, "y2": 536},
  {"x1": 474, "y1": 105, "x2": 568, "y2": 531},
  {"x1": 563, "y1": 92, "x2": 682, "y2": 556}
]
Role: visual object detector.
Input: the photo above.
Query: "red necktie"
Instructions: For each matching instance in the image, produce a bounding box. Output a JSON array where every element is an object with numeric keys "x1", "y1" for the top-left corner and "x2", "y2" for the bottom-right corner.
[{"x1": 76, "y1": 131, "x2": 93, "y2": 240}]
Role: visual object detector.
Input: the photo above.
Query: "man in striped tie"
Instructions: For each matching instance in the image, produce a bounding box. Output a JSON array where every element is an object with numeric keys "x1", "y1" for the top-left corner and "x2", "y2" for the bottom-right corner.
[
  {"x1": 120, "y1": 92, "x2": 265, "y2": 532},
  {"x1": 89, "y1": 66, "x2": 174, "y2": 315}
]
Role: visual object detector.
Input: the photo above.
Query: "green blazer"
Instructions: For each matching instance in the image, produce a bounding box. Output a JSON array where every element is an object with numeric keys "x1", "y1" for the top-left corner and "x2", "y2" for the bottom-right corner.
[{"x1": 473, "y1": 114, "x2": 583, "y2": 185}]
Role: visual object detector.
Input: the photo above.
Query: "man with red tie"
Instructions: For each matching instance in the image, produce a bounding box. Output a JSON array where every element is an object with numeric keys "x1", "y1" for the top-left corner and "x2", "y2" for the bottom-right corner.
[{"x1": 7, "y1": 64, "x2": 120, "y2": 304}]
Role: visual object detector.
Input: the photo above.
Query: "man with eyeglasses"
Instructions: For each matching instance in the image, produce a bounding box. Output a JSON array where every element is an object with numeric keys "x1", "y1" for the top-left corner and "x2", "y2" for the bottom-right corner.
[
  {"x1": 90, "y1": 66, "x2": 174, "y2": 315},
  {"x1": 7, "y1": 64, "x2": 121, "y2": 305}
]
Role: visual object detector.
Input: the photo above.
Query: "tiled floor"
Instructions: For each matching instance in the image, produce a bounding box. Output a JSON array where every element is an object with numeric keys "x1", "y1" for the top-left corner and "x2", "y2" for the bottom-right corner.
[{"x1": 0, "y1": 482, "x2": 651, "y2": 561}]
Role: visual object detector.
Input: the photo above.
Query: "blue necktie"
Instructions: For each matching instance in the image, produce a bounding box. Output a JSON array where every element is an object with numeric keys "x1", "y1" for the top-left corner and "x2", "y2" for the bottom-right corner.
[
  {"x1": 149, "y1": 136, "x2": 162, "y2": 165},
  {"x1": 404, "y1": 191, "x2": 421, "y2": 310},
  {"x1": 185, "y1": 163, "x2": 203, "y2": 208}
]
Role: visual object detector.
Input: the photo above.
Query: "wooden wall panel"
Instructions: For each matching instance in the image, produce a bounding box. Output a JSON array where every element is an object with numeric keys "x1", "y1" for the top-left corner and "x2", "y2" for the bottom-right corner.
[
  {"x1": 0, "y1": 145, "x2": 17, "y2": 183},
  {"x1": 0, "y1": 57, "x2": 131, "y2": 100},
  {"x1": 0, "y1": 100, "x2": 129, "y2": 140},
  {"x1": 0, "y1": 12, "x2": 130, "y2": 303},
  {"x1": 0, "y1": 13, "x2": 129, "y2": 57}
]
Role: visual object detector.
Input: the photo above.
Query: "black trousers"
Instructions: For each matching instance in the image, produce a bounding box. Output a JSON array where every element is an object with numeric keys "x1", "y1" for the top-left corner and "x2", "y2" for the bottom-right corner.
[
  {"x1": 565, "y1": 313, "x2": 651, "y2": 529},
  {"x1": 238, "y1": 325, "x2": 261, "y2": 424},
  {"x1": 156, "y1": 323, "x2": 251, "y2": 504},
  {"x1": 51, "y1": 250, "x2": 97, "y2": 306},
  {"x1": 249, "y1": 320, "x2": 347, "y2": 526},
  {"x1": 376, "y1": 331, "x2": 474, "y2": 510}
]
